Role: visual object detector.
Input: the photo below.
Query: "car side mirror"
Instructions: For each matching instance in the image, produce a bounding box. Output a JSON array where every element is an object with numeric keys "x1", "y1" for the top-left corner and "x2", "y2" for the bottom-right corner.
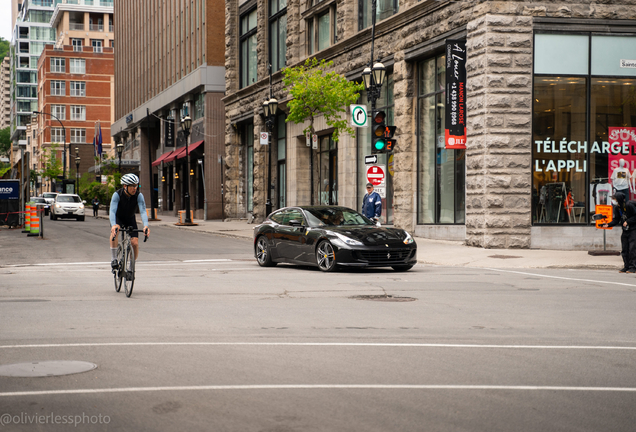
[
  {"x1": 289, "y1": 219, "x2": 303, "y2": 227},
  {"x1": 83, "y1": 200, "x2": 87, "y2": 204}
]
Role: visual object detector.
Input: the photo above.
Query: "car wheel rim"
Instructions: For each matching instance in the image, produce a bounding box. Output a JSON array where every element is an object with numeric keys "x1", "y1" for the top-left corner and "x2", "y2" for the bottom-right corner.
[
  {"x1": 257, "y1": 238, "x2": 267, "y2": 264},
  {"x1": 317, "y1": 242, "x2": 335, "y2": 270}
]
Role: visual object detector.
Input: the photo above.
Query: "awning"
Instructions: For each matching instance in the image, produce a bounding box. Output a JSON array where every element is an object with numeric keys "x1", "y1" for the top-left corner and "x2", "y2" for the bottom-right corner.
[
  {"x1": 176, "y1": 140, "x2": 204, "y2": 160},
  {"x1": 164, "y1": 146, "x2": 186, "y2": 163},
  {"x1": 151, "y1": 149, "x2": 175, "y2": 167}
]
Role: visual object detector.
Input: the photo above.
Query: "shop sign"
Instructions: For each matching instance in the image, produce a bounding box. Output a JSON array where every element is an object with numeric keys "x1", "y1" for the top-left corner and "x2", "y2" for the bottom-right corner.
[
  {"x1": 444, "y1": 40, "x2": 466, "y2": 150},
  {"x1": 0, "y1": 180, "x2": 19, "y2": 200},
  {"x1": 165, "y1": 119, "x2": 174, "y2": 147},
  {"x1": 620, "y1": 59, "x2": 636, "y2": 68},
  {"x1": 534, "y1": 132, "x2": 636, "y2": 174}
]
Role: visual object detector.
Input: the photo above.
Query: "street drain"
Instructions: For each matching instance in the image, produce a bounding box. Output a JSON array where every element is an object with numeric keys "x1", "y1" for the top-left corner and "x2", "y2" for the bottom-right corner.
[
  {"x1": 349, "y1": 295, "x2": 417, "y2": 302},
  {"x1": 488, "y1": 255, "x2": 522, "y2": 259},
  {"x1": 0, "y1": 361, "x2": 97, "y2": 377}
]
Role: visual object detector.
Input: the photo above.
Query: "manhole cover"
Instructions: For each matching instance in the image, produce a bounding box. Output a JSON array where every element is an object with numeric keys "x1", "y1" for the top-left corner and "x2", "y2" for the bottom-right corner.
[
  {"x1": 0, "y1": 361, "x2": 97, "y2": 377},
  {"x1": 349, "y1": 295, "x2": 417, "y2": 302},
  {"x1": 488, "y1": 255, "x2": 522, "y2": 259}
]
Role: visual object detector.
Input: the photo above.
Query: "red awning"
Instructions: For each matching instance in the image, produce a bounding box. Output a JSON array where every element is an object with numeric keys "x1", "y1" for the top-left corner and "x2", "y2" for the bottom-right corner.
[
  {"x1": 176, "y1": 140, "x2": 204, "y2": 159},
  {"x1": 164, "y1": 146, "x2": 187, "y2": 163},
  {"x1": 151, "y1": 149, "x2": 174, "y2": 167}
]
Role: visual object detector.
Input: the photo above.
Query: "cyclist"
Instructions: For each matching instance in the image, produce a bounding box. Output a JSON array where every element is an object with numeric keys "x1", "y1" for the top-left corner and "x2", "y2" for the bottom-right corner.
[{"x1": 109, "y1": 173, "x2": 150, "y2": 270}]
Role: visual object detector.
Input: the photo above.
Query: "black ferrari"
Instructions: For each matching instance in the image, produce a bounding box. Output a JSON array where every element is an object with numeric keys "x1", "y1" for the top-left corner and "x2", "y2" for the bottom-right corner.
[{"x1": 253, "y1": 206, "x2": 417, "y2": 272}]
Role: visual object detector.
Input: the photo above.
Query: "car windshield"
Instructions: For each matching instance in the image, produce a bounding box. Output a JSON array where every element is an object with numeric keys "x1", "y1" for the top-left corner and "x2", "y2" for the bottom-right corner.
[
  {"x1": 43, "y1": 193, "x2": 56, "y2": 199},
  {"x1": 33, "y1": 198, "x2": 45, "y2": 203},
  {"x1": 58, "y1": 196, "x2": 81, "y2": 203},
  {"x1": 304, "y1": 207, "x2": 374, "y2": 227}
]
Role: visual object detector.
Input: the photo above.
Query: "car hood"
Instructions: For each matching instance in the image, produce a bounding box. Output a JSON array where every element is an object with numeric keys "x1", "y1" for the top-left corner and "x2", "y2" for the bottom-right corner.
[{"x1": 325, "y1": 226, "x2": 412, "y2": 245}]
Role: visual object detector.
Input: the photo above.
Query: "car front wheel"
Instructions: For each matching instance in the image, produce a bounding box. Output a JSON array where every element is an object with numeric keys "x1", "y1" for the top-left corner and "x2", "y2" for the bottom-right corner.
[{"x1": 316, "y1": 241, "x2": 337, "y2": 272}]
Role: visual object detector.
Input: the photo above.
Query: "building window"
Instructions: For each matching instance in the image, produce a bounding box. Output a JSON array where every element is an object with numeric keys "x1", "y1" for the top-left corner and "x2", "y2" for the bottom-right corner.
[
  {"x1": 276, "y1": 113, "x2": 286, "y2": 208},
  {"x1": 50, "y1": 80, "x2": 65, "y2": 96},
  {"x1": 50, "y1": 57, "x2": 65, "y2": 73},
  {"x1": 92, "y1": 39, "x2": 103, "y2": 53},
  {"x1": 194, "y1": 93, "x2": 205, "y2": 120},
  {"x1": 70, "y1": 105, "x2": 86, "y2": 121},
  {"x1": 318, "y1": 135, "x2": 337, "y2": 205},
  {"x1": 51, "y1": 127, "x2": 64, "y2": 143},
  {"x1": 359, "y1": 0, "x2": 399, "y2": 30},
  {"x1": 243, "y1": 122, "x2": 254, "y2": 212},
  {"x1": 70, "y1": 81, "x2": 86, "y2": 97},
  {"x1": 357, "y1": 74, "x2": 395, "y2": 224},
  {"x1": 240, "y1": 9, "x2": 257, "y2": 89},
  {"x1": 72, "y1": 38, "x2": 83, "y2": 52},
  {"x1": 70, "y1": 128, "x2": 86, "y2": 144},
  {"x1": 307, "y1": 4, "x2": 336, "y2": 55},
  {"x1": 70, "y1": 59, "x2": 85, "y2": 74},
  {"x1": 51, "y1": 104, "x2": 66, "y2": 120},
  {"x1": 269, "y1": 0, "x2": 287, "y2": 73},
  {"x1": 532, "y1": 33, "x2": 636, "y2": 225},
  {"x1": 417, "y1": 54, "x2": 465, "y2": 225}
]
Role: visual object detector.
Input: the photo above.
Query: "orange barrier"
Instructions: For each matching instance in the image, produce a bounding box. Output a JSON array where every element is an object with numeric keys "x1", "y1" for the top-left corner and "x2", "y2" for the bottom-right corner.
[
  {"x1": 23, "y1": 203, "x2": 31, "y2": 233},
  {"x1": 28, "y1": 206, "x2": 40, "y2": 237}
]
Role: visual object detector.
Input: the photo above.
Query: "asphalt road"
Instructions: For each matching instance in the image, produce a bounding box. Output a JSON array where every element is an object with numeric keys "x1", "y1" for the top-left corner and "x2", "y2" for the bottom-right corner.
[{"x1": 1, "y1": 217, "x2": 636, "y2": 431}]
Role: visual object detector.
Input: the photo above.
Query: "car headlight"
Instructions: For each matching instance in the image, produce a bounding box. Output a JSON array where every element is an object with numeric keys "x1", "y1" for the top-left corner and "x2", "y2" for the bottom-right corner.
[
  {"x1": 403, "y1": 231, "x2": 414, "y2": 244},
  {"x1": 79, "y1": 204, "x2": 84, "y2": 209},
  {"x1": 55, "y1": 204, "x2": 61, "y2": 208},
  {"x1": 331, "y1": 232, "x2": 364, "y2": 248}
]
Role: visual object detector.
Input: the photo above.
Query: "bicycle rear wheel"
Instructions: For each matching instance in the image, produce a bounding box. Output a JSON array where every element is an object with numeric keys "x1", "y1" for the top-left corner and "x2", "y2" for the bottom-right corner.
[
  {"x1": 124, "y1": 242, "x2": 135, "y2": 297},
  {"x1": 114, "y1": 244, "x2": 123, "y2": 292}
]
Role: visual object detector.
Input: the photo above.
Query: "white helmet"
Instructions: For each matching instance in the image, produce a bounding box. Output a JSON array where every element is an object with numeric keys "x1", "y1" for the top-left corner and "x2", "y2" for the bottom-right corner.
[{"x1": 121, "y1": 173, "x2": 139, "y2": 186}]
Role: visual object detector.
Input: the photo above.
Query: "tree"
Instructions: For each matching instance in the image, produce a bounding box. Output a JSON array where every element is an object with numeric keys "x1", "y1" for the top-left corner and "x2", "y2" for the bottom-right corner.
[
  {"x1": 0, "y1": 38, "x2": 9, "y2": 60},
  {"x1": 0, "y1": 127, "x2": 10, "y2": 157},
  {"x1": 41, "y1": 143, "x2": 63, "y2": 184},
  {"x1": 282, "y1": 58, "x2": 364, "y2": 142}
]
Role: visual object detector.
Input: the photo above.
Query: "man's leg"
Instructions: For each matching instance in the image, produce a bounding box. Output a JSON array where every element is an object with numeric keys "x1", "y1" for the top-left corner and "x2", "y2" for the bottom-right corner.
[
  {"x1": 110, "y1": 230, "x2": 119, "y2": 269},
  {"x1": 131, "y1": 237, "x2": 139, "y2": 260},
  {"x1": 628, "y1": 230, "x2": 636, "y2": 270},
  {"x1": 621, "y1": 232, "x2": 629, "y2": 270}
]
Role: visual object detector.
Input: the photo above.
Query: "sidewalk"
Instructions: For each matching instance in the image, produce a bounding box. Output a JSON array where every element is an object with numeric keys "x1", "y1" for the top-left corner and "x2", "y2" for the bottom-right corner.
[{"x1": 101, "y1": 211, "x2": 623, "y2": 270}]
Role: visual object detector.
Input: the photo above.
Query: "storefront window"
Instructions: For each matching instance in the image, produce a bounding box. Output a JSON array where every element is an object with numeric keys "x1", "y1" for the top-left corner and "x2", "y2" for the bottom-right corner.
[
  {"x1": 533, "y1": 33, "x2": 636, "y2": 225},
  {"x1": 318, "y1": 135, "x2": 337, "y2": 205},
  {"x1": 417, "y1": 54, "x2": 465, "y2": 224}
]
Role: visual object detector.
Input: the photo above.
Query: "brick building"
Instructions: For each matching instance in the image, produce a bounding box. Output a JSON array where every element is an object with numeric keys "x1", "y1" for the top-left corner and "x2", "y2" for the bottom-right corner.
[
  {"x1": 111, "y1": 0, "x2": 225, "y2": 219},
  {"x1": 33, "y1": 44, "x2": 114, "y2": 192},
  {"x1": 223, "y1": 0, "x2": 636, "y2": 249}
]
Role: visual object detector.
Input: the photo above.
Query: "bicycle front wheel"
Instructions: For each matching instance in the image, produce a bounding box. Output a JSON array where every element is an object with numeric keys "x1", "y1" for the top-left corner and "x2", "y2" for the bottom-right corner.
[
  {"x1": 124, "y1": 242, "x2": 135, "y2": 297},
  {"x1": 114, "y1": 244, "x2": 123, "y2": 292}
]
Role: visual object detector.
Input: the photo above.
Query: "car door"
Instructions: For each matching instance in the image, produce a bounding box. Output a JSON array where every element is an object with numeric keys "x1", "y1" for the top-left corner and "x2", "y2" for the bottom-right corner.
[{"x1": 277, "y1": 209, "x2": 307, "y2": 262}]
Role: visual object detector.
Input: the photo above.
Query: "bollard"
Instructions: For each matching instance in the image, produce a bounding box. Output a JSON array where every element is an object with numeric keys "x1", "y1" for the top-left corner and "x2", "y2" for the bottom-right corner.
[
  {"x1": 22, "y1": 203, "x2": 31, "y2": 233},
  {"x1": 28, "y1": 206, "x2": 39, "y2": 237}
]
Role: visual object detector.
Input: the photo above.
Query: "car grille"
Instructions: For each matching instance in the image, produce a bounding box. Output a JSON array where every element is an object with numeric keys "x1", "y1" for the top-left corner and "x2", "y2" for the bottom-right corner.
[{"x1": 357, "y1": 248, "x2": 414, "y2": 263}]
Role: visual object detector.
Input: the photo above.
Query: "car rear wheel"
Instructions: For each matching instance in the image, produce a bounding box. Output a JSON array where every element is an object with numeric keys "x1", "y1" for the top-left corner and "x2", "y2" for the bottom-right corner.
[
  {"x1": 316, "y1": 241, "x2": 337, "y2": 272},
  {"x1": 256, "y1": 236, "x2": 276, "y2": 267},
  {"x1": 392, "y1": 264, "x2": 414, "y2": 272}
]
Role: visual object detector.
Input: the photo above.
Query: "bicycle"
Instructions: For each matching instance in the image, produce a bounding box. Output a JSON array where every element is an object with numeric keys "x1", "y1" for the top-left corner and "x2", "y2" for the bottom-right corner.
[{"x1": 112, "y1": 226, "x2": 147, "y2": 297}]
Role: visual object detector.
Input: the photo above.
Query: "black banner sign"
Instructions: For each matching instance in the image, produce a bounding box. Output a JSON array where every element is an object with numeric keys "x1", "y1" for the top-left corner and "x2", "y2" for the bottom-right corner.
[
  {"x1": 165, "y1": 118, "x2": 175, "y2": 147},
  {"x1": 445, "y1": 39, "x2": 467, "y2": 150}
]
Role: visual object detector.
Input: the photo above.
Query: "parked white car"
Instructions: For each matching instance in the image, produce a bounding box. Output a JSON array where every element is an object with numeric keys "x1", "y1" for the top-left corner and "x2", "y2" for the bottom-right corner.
[{"x1": 50, "y1": 194, "x2": 85, "y2": 221}]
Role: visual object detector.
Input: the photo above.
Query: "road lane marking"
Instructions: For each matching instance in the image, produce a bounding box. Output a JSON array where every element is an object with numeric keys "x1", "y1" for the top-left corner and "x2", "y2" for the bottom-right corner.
[
  {"x1": 1, "y1": 342, "x2": 635, "y2": 350},
  {"x1": 484, "y1": 268, "x2": 636, "y2": 288},
  {"x1": 1, "y1": 259, "x2": 246, "y2": 269},
  {"x1": 2, "y1": 384, "x2": 636, "y2": 397}
]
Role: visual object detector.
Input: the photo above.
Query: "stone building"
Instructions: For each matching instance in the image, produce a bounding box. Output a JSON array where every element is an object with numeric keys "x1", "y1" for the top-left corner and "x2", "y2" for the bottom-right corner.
[
  {"x1": 111, "y1": 0, "x2": 225, "y2": 220},
  {"x1": 224, "y1": 0, "x2": 636, "y2": 249}
]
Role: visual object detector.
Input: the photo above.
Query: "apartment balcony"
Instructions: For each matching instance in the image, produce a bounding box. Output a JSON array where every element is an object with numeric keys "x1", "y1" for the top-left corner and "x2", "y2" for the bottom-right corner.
[
  {"x1": 89, "y1": 24, "x2": 104, "y2": 31},
  {"x1": 69, "y1": 22, "x2": 85, "y2": 31}
]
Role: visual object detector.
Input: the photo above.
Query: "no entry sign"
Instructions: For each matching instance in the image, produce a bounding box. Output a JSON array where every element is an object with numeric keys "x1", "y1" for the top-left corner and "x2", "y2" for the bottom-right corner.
[{"x1": 367, "y1": 165, "x2": 385, "y2": 186}]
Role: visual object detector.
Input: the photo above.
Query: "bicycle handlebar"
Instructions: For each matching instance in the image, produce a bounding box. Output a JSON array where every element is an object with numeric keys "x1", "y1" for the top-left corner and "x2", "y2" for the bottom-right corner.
[{"x1": 111, "y1": 226, "x2": 149, "y2": 242}]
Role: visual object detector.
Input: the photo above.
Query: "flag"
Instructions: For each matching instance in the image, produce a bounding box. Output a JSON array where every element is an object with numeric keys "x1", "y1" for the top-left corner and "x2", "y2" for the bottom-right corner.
[
  {"x1": 93, "y1": 135, "x2": 96, "y2": 157},
  {"x1": 97, "y1": 124, "x2": 103, "y2": 156}
]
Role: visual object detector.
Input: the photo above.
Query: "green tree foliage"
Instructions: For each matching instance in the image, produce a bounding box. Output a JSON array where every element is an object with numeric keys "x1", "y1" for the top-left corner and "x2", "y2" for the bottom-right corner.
[
  {"x1": 282, "y1": 58, "x2": 364, "y2": 142},
  {"x1": 0, "y1": 38, "x2": 9, "y2": 60},
  {"x1": 41, "y1": 143, "x2": 63, "y2": 183},
  {"x1": 0, "y1": 126, "x2": 10, "y2": 157}
]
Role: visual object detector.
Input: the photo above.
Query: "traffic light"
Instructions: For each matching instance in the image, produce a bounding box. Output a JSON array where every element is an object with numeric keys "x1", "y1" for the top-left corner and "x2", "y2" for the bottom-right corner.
[{"x1": 371, "y1": 111, "x2": 396, "y2": 154}]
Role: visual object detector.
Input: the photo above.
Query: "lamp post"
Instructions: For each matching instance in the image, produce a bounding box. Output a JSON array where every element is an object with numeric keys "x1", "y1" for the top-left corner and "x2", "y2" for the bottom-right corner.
[
  {"x1": 262, "y1": 65, "x2": 278, "y2": 217},
  {"x1": 32, "y1": 110, "x2": 67, "y2": 184},
  {"x1": 74, "y1": 147, "x2": 80, "y2": 185},
  {"x1": 116, "y1": 140, "x2": 123, "y2": 173},
  {"x1": 181, "y1": 114, "x2": 193, "y2": 224}
]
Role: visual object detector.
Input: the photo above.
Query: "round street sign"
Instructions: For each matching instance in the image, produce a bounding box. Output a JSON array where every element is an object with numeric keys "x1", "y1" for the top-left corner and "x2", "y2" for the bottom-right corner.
[
  {"x1": 351, "y1": 105, "x2": 368, "y2": 127},
  {"x1": 367, "y1": 165, "x2": 385, "y2": 186}
]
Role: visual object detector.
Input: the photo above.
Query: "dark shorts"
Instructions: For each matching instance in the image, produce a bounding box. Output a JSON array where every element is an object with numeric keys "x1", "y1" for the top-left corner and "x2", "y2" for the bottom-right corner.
[{"x1": 115, "y1": 216, "x2": 139, "y2": 238}]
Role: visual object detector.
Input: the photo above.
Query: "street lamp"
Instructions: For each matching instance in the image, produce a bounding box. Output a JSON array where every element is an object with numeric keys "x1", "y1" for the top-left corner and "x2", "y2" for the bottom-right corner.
[
  {"x1": 181, "y1": 114, "x2": 193, "y2": 224},
  {"x1": 363, "y1": 0, "x2": 387, "y2": 155},
  {"x1": 32, "y1": 110, "x2": 67, "y2": 185},
  {"x1": 116, "y1": 133, "x2": 125, "y2": 173},
  {"x1": 262, "y1": 75, "x2": 278, "y2": 218},
  {"x1": 75, "y1": 147, "x2": 80, "y2": 184}
]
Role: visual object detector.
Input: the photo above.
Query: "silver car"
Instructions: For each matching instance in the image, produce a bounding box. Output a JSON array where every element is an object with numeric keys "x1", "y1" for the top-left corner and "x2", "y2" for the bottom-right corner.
[{"x1": 50, "y1": 194, "x2": 85, "y2": 221}]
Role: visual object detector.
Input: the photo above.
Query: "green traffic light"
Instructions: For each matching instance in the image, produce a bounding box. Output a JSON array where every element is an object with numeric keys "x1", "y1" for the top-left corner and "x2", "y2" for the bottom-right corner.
[{"x1": 374, "y1": 140, "x2": 386, "y2": 150}]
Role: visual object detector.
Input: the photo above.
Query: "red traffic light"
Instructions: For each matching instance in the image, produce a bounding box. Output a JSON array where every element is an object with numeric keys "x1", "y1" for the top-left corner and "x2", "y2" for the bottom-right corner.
[{"x1": 373, "y1": 110, "x2": 386, "y2": 124}]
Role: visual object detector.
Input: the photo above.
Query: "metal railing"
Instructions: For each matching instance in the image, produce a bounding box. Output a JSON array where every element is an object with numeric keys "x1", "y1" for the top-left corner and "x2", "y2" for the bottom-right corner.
[
  {"x1": 69, "y1": 22, "x2": 85, "y2": 31},
  {"x1": 89, "y1": 24, "x2": 104, "y2": 32}
]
